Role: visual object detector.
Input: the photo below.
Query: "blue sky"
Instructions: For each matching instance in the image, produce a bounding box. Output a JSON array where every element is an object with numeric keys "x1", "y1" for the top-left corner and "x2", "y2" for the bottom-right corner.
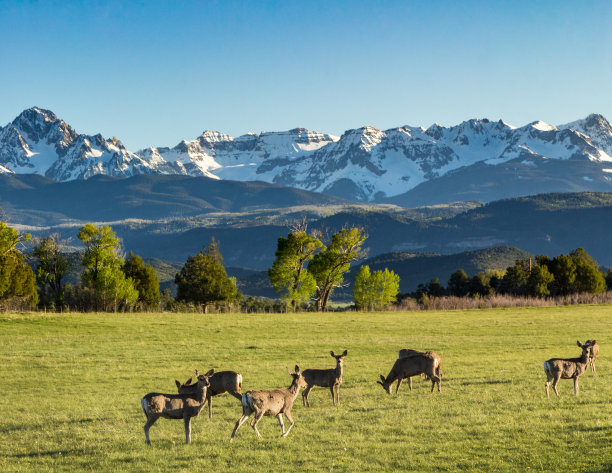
[{"x1": 2, "y1": 1, "x2": 611, "y2": 149}]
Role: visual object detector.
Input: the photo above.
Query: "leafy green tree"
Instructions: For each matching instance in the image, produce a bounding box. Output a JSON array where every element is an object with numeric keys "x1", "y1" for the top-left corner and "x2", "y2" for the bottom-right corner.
[
  {"x1": 606, "y1": 269, "x2": 612, "y2": 291},
  {"x1": 572, "y1": 260, "x2": 606, "y2": 294},
  {"x1": 470, "y1": 272, "x2": 492, "y2": 297},
  {"x1": 526, "y1": 263, "x2": 554, "y2": 297},
  {"x1": 0, "y1": 222, "x2": 37, "y2": 306},
  {"x1": 548, "y1": 254, "x2": 576, "y2": 296},
  {"x1": 498, "y1": 259, "x2": 530, "y2": 295},
  {"x1": 308, "y1": 228, "x2": 366, "y2": 311},
  {"x1": 77, "y1": 224, "x2": 138, "y2": 311},
  {"x1": 123, "y1": 252, "x2": 160, "y2": 308},
  {"x1": 353, "y1": 265, "x2": 400, "y2": 311},
  {"x1": 447, "y1": 269, "x2": 470, "y2": 297},
  {"x1": 175, "y1": 238, "x2": 240, "y2": 307},
  {"x1": 33, "y1": 234, "x2": 72, "y2": 307},
  {"x1": 268, "y1": 230, "x2": 323, "y2": 310}
]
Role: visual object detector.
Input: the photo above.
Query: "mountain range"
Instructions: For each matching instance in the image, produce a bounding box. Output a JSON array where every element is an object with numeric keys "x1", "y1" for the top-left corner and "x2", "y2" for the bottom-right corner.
[{"x1": 3, "y1": 107, "x2": 612, "y2": 203}]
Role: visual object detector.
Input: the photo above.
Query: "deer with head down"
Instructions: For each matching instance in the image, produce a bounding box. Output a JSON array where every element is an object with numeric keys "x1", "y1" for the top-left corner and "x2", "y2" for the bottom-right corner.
[
  {"x1": 141, "y1": 369, "x2": 214, "y2": 445},
  {"x1": 176, "y1": 370, "x2": 243, "y2": 418},
  {"x1": 544, "y1": 341, "x2": 592, "y2": 398},
  {"x1": 397, "y1": 348, "x2": 442, "y2": 393},
  {"x1": 301, "y1": 350, "x2": 347, "y2": 407},
  {"x1": 377, "y1": 352, "x2": 441, "y2": 394},
  {"x1": 230, "y1": 365, "x2": 307, "y2": 442}
]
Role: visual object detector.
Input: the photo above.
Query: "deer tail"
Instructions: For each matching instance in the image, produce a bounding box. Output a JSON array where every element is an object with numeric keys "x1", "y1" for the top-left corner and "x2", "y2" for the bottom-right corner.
[{"x1": 140, "y1": 398, "x2": 149, "y2": 418}]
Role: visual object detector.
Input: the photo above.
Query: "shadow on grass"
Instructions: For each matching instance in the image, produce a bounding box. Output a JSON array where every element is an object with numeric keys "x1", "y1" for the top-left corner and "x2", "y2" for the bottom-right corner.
[
  {"x1": 457, "y1": 379, "x2": 512, "y2": 386},
  {"x1": 11, "y1": 448, "x2": 90, "y2": 458}
]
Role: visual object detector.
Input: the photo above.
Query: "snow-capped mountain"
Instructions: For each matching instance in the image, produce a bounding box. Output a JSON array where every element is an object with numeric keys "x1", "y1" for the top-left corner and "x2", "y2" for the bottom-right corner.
[{"x1": 2, "y1": 107, "x2": 612, "y2": 203}]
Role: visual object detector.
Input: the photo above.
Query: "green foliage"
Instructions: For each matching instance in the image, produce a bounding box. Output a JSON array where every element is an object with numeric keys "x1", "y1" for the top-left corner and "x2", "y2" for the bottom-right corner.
[
  {"x1": 447, "y1": 269, "x2": 470, "y2": 297},
  {"x1": 0, "y1": 222, "x2": 37, "y2": 307},
  {"x1": 123, "y1": 252, "x2": 161, "y2": 308},
  {"x1": 77, "y1": 224, "x2": 138, "y2": 310},
  {"x1": 308, "y1": 228, "x2": 366, "y2": 311},
  {"x1": 33, "y1": 235, "x2": 72, "y2": 307},
  {"x1": 268, "y1": 230, "x2": 323, "y2": 310},
  {"x1": 526, "y1": 263, "x2": 554, "y2": 297},
  {"x1": 353, "y1": 265, "x2": 400, "y2": 310},
  {"x1": 469, "y1": 272, "x2": 492, "y2": 297},
  {"x1": 498, "y1": 259, "x2": 530, "y2": 296},
  {"x1": 175, "y1": 238, "x2": 241, "y2": 306}
]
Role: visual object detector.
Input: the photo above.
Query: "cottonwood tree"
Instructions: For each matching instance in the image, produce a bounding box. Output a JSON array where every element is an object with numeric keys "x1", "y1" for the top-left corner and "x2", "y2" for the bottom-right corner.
[
  {"x1": 268, "y1": 228, "x2": 323, "y2": 310},
  {"x1": 353, "y1": 265, "x2": 400, "y2": 311},
  {"x1": 526, "y1": 263, "x2": 554, "y2": 297},
  {"x1": 123, "y1": 252, "x2": 160, "y2": 308},
  {"x1": 0, "y1": 222, "x2": 38, "y2": 306},
  {"x1": 77, "y1": 224, "x2": 138, "y2": 311},
  {"x1": 308, "y1": 228, "x2": 366, "y2": 311},
  {"x1": 33, "y1": 234, "x2": 72, "y2": 307},
  {"x1": 175, "y1": 238, "x2": 240, "y2": 307}
]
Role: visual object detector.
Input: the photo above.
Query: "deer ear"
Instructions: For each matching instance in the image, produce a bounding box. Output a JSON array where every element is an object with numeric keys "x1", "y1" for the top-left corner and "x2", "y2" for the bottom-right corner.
[
  {"x1": 577, "y1": 340, "x2": 582, "y2": 347},
  {"x1": 175, "y1": 380, "x2": 181, "y2": 388},
  {"x1": 204, "y1": 369, "x2": 214, "y2": 377},
  {"x1": 194, "y1": 369, "x2": 199, "y2": 377},
  {"x1": 376, "y1": 381, "x2": 383, "y2": 386},
  {"x1": 591, "y1": 340, "x2": 596, "y2": 345},
  {"x1": 295, "y1": 364, "x2": 300, "y2": 373},
  {"x1": 342, "y1": 350, "x2": 348, "y2": 357},
  {"x1": 330, "y1": 351, "x2": 335, "y2": 357},
  {"x1": 380, "y1": 375, "x2": 385, "y2": 383},
  {"x1": 186, "y1": 378, "x2": 192, "y2": 385}
]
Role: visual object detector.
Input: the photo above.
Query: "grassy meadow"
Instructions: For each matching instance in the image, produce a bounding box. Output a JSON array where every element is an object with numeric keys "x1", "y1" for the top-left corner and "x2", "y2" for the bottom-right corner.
[{"x1": 0, "y1": 306, "x2": 610, "y2": 472}]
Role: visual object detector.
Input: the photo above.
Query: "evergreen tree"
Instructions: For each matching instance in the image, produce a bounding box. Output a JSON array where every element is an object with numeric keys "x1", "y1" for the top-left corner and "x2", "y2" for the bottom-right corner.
[
  {"x1": 548, "y1": 254, "x2": 576, "y2": 296},
  {"x1": 469, "y1": 272, "x2": 492, "y2": 297},
  {"x1": 526, "y1": 263, "x2": 554, "y2": 297},
  {"x1": 123, "y1": 252, "x2": 161, "y2": 308},
  {"x1": 175, "y1": 238, "x2": 240, "y2": 307},
  {"x1": 308, "y1": 228, "x2": 366, "y2": 311},
  {"x1": 268, "y1": 230, "x2": 323, "y2": 310},
  {"x1": 498, "y1": 259, "x2": 530, "y2": 295},
  {"x1": 447, "y1": 269, "x2": 470, "y2": 297}
]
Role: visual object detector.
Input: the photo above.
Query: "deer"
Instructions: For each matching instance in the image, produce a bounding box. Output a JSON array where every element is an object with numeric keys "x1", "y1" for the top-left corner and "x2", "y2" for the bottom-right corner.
[
  {"x1": 176, "y1": 370, "x2": 243, "y2": 418},
  {"x1": 141, "y1": 369, "x2": 214, "y2": 445},
  {"x1": 377, "y1": 352, "x2": 441, "y2": 394},
  {"x1": 230, "y1": 365, "x2": 307, "y2": 442},
  {"x1": 397, "y1": 348, "x2": 442, "y2": 393},
  {"x1": 583, "y1": 339, "x2": 599, "y2": 372},
  {"x1": 544, "y1": 341, "x2": 592, "y2": 398},
  {"x1": 301, "y1": 350, "x2": 347, "y2": 407}
]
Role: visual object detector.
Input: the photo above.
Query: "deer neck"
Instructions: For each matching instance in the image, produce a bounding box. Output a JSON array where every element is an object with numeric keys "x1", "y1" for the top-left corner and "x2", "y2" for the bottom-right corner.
[
  {"x1": 287, "y1": 380, "x2": 303, "y2": 400},
  {"x1": 335, "y1": 360, "x2": 343, "y2": 381}
]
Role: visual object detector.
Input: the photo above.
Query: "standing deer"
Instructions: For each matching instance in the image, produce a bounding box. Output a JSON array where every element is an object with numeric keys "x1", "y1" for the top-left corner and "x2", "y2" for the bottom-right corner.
[
  {"x1": 302, "y1": 350, "x2": 347, "y2": 407},
  {"x1": 397, "y1": 348, "x2": 442, "y2": 393},
  {"x1": 544, "y1": 341, "x2": 592, "y2": 398},
  {"x1": 230, "y1": 365, "x2": 307, "y2": 442},
  {"x1": 583, "y1": 339, "x2": 599, "y2": 372},
  {"x1": 141, "y1": 369, "x2": 214, "y2": 445},
  {"x1": 176, "y1": 370, "x2": 243, "y2": 418},
  {"x1": 377, "y1": 352, "x2": 441, "y2": 394}
]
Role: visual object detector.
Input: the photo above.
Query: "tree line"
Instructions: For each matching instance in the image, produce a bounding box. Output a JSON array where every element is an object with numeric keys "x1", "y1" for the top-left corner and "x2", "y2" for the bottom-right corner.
[
  {"x1": 411, "y1": 247, "x2": 610, "y2": 302},
  {"x1": 0, "y1": 221, "x2": 400, "y2": 312}
]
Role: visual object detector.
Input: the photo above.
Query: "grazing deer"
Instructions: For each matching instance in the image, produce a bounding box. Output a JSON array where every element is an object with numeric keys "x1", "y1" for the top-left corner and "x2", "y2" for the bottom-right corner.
[
  {"x1": 544, "y1": 341, "x2": 591, "y2": 398},
  {"x1": 398, "y1": 349, "x2": 442, "y2": 393},
  {"x1": 140, "y1": 369, "x2": 214, "y2": 445},
  {"x1": 176, "y1": 370, "x2": 243, "y2": 418},
  {"x1": 377, "y1": 352, "x2": 441, "y2": 394},
  {"x1": 230, "y1": 365, "x2": 307, "y2": 442},
  {"x1": 302, "y1": 350, "x2": 347, "y2": 407},
  {"x1": 583, "y1": 339, "x2": 599, "y2": 372}
]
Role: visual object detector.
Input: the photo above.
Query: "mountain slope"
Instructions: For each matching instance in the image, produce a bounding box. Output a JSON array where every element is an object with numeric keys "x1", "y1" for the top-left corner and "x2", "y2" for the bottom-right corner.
[{"x1": 3, "y1": 107, "x2": 612, "y2": 203}]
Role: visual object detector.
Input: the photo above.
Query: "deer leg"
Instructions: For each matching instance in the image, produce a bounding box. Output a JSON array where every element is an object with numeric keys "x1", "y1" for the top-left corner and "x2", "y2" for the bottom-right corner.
[
  {"x1": 395, "y1": 378, "x2": 402, "y2": 394},
  {"x1": 335, "y1": 385, "x2": 340, "y2": 405},
  {"x1": 230, "y1": 413, "x2": 250, "y2": 442},
  {"x1": 184, "y1": 416, "x2": 192, "y2": 444},
  {"x1": 552, "y1": 375, "x2": 561, "y2": 398},
  {"x1": 591, "y1": 359, "x2": 596, "y2": 373},
  {"x1": 143, "y1": 415, "x2": 158, "y2": 445},
  {"x1": 208, "y1": 393, "x2": 213, "y2": 419},
  {"x1": 573, "y1": 377, "x2": 579, "y2": 396},
  {"x1": 277, "y1": 413, "x2": 285, "y2": 435},
  {"x1": 302, "y1": 385, "x2": 313, "y2": 407},
  {"x1": 408, "y1": 376, "x2": 413, "y2": 392},
  {"x1": 251, "y1": 412, "x2": 264, "y2": 439},
  {"x1": 329, "y1": 386, "x2": 335, "y2": 405},
  {"x1": 281, "y1": 410, "x2": 294, "y2": 438}
]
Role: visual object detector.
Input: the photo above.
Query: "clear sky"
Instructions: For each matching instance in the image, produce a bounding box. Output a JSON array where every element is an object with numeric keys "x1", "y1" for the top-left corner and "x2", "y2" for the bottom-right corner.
[{"x1": 2, "y1": 0, "x2": 611, "y2": 150}]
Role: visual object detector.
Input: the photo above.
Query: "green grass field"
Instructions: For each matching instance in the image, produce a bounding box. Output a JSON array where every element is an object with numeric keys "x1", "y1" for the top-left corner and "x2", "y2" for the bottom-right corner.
[{"x1": 0, "y1": 306, "x2": 610, "y2": 472}]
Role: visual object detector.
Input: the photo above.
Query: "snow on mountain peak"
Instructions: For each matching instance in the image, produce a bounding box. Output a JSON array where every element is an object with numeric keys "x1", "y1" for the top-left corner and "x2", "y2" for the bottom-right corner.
[{"x1": 528, "y1": 120, "x2": 557, "y2": 132}]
